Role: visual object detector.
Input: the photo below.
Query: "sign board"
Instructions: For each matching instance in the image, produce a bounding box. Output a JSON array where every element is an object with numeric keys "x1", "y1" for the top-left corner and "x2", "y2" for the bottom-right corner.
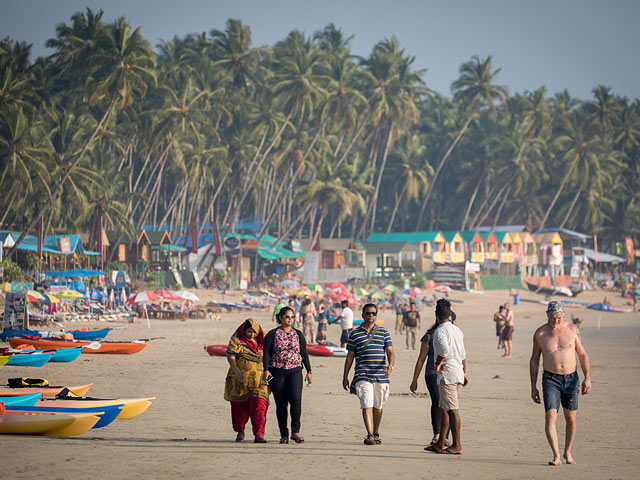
[
  {"x1": 239, "y1": 279, "x2": 247, "y2": 290},
  {"x1": 241, "y1": 238, "x2": 259, "y2": 250},
  {"x1": 289, "y1": 239, "x2": 301, "y2": 253},
  {"x1": 303, "y1": 251, "x2": 320, "y2": 285},
  {"x1": 10, "y1": 281, "x2": 33, "y2": 293},
  {"x1": 58, "y1": 237, "x2": 72, "y2": 253},
  {"x1": 3, "y1": 292, "x2": 27, "y2": 330},
  {"x1": 466, "y1": 262, "x2": 480, "y2": 272}
]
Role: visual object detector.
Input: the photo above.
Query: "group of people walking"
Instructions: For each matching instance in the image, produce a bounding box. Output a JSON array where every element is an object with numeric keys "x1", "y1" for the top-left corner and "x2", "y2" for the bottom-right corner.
[{"x1": 222, "y1": 297, "x2": 591, "y2": 466}]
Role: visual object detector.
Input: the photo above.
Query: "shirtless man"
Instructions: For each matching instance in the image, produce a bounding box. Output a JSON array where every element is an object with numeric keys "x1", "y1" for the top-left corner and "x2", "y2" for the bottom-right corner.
[
  {"x1": 501, "y1": 302, "x2": 514, "y2": 357},
  {"x1": 530, "y1": 301, "x2": 591, "y2": 466}
]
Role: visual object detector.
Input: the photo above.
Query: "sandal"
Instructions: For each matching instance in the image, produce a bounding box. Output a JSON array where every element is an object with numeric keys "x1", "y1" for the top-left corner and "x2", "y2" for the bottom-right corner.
[
  {"x1": 235, "y1": 432, "x2": 245, "y2": 442},
  {"x1": 373, "y1": 432, "x2": 382, "y2": 444},
  {"x1": 364, "y1": 434, "x2": 375, "y2": 445},
  {"x1": 291, "y1": 433, "x2": 305, "y2": 443},
  {"x1": 279, "y1": 437, "x2": 289, "y2": 444}
]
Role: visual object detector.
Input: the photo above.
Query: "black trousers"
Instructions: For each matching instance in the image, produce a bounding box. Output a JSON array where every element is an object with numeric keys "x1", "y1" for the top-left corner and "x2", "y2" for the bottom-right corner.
[
  {"x1": 425, "y1": 373, "x2": 440, "y2": 435},
  {"x1": 269, "y1": 367, "x2": 303, "y2": 437}
]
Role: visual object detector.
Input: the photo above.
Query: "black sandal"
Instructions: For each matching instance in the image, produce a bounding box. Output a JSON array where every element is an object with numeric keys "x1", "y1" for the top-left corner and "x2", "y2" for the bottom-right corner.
[
  {"x1": 279, "y1": 437, "x2": 289, "y2": 444},
  {"x1": 364, "y1": 434, "x2": 375, "y2": 445},
  {"x1": 373, "y1": 432, "x2": 381, "y2": 444},
  {"x1": 291, "y1": 433, "x2": 305, "y2": 443}
]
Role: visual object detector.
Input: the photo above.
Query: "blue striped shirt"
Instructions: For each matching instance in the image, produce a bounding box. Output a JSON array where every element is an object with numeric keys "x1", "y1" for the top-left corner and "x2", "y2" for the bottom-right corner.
[{"x1": 347, "y1": 325, "x2": 393, "y2": 384}]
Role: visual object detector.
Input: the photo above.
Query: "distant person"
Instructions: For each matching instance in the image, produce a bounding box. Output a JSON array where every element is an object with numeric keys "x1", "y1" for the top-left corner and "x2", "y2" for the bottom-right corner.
[
  {"x1": 224, "y1": 318, "x2": 270, "y2": 443},
  {"x1": 403, "y1": 302, "x2": 421, "y2": 350},
  {"x1": 394, "y1": 302, "x2": 404, "y2": 334},
  {"x1": 301, "y1": 298, "x2": 316, "y2": 344},
  {"x1": 316, "y1": 300, "x2": 328, "y2": 343},
  {"x1": 426, "y1": 299, "x2": 468, "y2": 455},
  {"x1": 338, "y1": 300, "x2": 354, "y2": 348},
  {"x1": 342, "y1": 303, "x2": 395, "y2": 445},
  {"x1": 263, "y1": 307, "x2": 312, "y2": 444},
  {"x1": 493, "y1": 306, "x2": 506, "y2": 349},
  {"x1": 530, "y1": 301, "x2": 591, "y2": 465},
  {"x1": 501, "y1": 302, "x2": 514, "y2": 358}
]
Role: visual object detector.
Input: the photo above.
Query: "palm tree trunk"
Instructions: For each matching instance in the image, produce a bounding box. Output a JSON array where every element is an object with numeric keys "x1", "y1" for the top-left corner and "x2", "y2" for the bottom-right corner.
[
  {"x1": 369, "y1": 123, "x2": 395, "y2": 234},
  {"x1": 473, "y1": 175, "x2": 515, "y2": 228},
  {"x1": 415, "y1": 112, "x2": 474, "y2": 230},
  {"x1": 492, "y1": 185, "x2": 511, "y2": 229},
  {"x1": 539, "y1": 174, "x2": 570, "y2": 230},
  {"x1": 460, "y1": 170, "x2": 484, "y2": 230},
  {"x1": 559, "y1": 188, "x2": 581, "y2": 229},
  {"x1": 386, "y1": 183, "x2": 407, "y2": 233}
]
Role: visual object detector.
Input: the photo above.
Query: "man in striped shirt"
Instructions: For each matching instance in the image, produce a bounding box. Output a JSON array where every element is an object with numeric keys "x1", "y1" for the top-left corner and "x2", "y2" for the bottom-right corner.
[{"x1": 342, "y1": 303, "x2": 395, "y2": 445}]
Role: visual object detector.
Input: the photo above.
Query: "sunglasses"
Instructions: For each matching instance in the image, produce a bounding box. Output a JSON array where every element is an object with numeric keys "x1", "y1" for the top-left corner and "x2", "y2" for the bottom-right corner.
[
  {"x1": 282, "y1": 315, "x2": 295, "y2": 319},
  {"x1": 364, "y1": 311, "x2": 377, "y2": 316}
]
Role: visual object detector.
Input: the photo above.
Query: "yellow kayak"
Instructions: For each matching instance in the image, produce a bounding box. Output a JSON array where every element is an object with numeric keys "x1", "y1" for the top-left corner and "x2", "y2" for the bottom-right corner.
[
  {"x1": 38, "y1": 397, "x2": 156, "y2": 419},
  {"x1": 0, "y1": 356, "x2": 9, "y2": 367},
  {"x1": 0, "y1": 411, "x2": 99, "y2": 436}
]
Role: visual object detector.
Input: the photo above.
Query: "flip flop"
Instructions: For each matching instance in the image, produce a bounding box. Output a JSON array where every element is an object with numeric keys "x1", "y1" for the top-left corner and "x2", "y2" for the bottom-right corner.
[
  {"x1": 424, "y1": 445, "x2": 441, "y2": 452},
  {"x1": 437, "y1": 448, "x2": 462, "y2": 455}
]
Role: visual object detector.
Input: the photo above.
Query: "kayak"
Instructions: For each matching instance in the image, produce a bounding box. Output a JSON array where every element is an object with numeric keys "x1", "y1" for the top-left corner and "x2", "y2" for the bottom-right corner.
[
  {"x1": 0, "y1": 356, "x2": 9, "y2": 367},
  {"x1": 0, "y1": 393, "x2": 42, "y2": 407},
  {"x1": 39, "y1": 397, "x2": 155, "y2": 419},
  {"x1": 0, "y1": 384, "x2": 93, "y2": 397},
  {"x1": 307, "y1": 343, "x2": 348, "y2": 357},
  {"x1": 204, "y1": 345, "x2": 228, "y2": 357},
  {"x1": 588, "y1": 302, "x2": 615, "y2": 312},
  {"x1": 4, "y1": 347, "x2": 83, "y2": 364},
  {"x1": 6, "y1": 352, "x2": 54, "y2": 367},
  {"x1": 7, "y1": 404, "x2": 124, "y2": 429},
  {"x1": 7, "y1": 337, "x2": 148, "y2": 354},
  {"x1": 0, "y1": 411, "x2": 99, "y2": 436},
  {"x1": 0, "y1": 328, "x2": 112, "y2": 341}
]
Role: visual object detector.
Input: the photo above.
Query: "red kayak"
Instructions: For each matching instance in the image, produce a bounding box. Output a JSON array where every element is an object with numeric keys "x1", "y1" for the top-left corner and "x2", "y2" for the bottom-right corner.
[
  {"x1": 306, "y1": 344, "x2": 334, "y2": 356},
  {"x1": 204, "y1": 345, "x2": 228, "y2": 357}
]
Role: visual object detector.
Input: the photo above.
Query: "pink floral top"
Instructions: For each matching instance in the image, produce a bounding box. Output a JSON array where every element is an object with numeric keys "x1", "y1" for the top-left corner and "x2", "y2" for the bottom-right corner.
[{"x1": 270, "y1": 328, "x2": 302, "y2": 369}]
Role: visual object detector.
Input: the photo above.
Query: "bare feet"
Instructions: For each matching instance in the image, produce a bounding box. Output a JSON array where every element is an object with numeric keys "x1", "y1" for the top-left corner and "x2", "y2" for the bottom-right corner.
[
  {"x1": 563, "y1": 452, "x2": 576, "y2": 464},
  {"x1": 548, "y1": 455, "x2": 562, "y2": 466}
]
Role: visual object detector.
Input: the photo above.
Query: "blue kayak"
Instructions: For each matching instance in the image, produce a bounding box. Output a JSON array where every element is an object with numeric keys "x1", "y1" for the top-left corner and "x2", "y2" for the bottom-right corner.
[
  {"x1": 34, "y1": 347, "x2": 84, "y2": 363},
  {"x1": 5, "y1": 352, "x2": 54, "y2": 367},
  {"x1": 6, "y1": 404, "x2": 124, "y2": 429},
  {"x1": 0, "y1": 328, "x2": 111, "y2": 341},
  {"x1": 0, "y1": 393, "x2": 42, "y2": 407},
  {"x1": 588, "y1": 302, "x2": 615, "y2": 312}
]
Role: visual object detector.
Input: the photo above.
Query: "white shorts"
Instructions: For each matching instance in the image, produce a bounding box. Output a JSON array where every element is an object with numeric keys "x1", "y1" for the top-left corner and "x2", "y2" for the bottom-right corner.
[{"x1": 356, "y1": 381, "x2": 390, "y2": 410}]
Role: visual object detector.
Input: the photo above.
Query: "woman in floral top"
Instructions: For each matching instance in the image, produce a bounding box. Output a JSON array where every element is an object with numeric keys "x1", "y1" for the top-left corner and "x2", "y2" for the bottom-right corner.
[{"x1": 263, "y1": 306, "x2": 312, "y2": 444}]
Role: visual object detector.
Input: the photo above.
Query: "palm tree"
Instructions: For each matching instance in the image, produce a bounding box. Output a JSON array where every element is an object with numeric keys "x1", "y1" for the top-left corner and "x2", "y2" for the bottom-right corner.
[{"x1": 415, "y1": 55, "x2": 507, "y2": 230}]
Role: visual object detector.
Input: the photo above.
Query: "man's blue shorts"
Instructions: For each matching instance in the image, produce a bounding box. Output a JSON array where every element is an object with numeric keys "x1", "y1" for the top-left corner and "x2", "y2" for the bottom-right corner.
[{"x1": 542, "y1": 370, "x2": 579, "y2": 411}]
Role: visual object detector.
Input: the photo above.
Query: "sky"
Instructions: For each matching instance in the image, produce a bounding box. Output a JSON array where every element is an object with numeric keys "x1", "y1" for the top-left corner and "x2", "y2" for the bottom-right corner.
[{"x1": 2, "y1": 0, "x2": 639, "y2": 100}]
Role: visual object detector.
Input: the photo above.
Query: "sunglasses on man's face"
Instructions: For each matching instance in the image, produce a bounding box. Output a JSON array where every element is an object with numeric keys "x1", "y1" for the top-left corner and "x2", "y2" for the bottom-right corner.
[{"x1": 364, "y1": 311, "x2": 377, "y2": 316}]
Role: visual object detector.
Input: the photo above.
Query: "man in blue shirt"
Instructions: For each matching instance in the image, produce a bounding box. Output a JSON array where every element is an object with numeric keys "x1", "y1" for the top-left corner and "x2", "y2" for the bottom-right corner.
[{"x1": 342, "y1": 303, "x2": 395, "y2": 445}]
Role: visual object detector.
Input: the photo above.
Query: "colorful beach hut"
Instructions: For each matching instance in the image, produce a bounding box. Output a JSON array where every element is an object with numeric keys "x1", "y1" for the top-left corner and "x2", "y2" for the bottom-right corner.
[
  {"x1": 494, "y1": 231, "x2": 515, "y2": 263},
  {"x1": 533, "y1": 232, "x2": 563, "y2": 266},
  {"x1": 461, "y1": 231, "x2": 485, "y2": 264},
  {"x1": 441, "y1": 231, "x2": 465, "y2": 263},
  {"x1": 479, "y1": 232, "x2": 499, "y2": 261}
]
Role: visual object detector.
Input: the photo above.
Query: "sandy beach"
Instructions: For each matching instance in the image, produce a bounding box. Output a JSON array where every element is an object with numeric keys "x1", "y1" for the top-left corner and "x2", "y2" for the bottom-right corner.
[{"x1": 2, "y1": 288, "x2": 639, "y2": 479}]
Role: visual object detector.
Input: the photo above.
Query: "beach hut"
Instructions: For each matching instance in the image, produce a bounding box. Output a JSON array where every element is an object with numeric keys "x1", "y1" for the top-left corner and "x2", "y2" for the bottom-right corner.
[
  {"x1": 533, "y1": 232, "x2": 564, "y2": 268},
  {"x1": 363, "y1": 241, "x2": 418, "y2": 278},
  {"x1": 432, "y1": 232, "x2": 448, "y2": 263},
  {"x1": 494, "y1": 231, "x2": 515, "y2": 263},
  {"x1": 511, "y1": 232, "x2": 523, "y2": 262},
  {"x1": 440, "y1": 231, "x2": 465, "y2": 263},
  {"x1": 479, "y1": 232, "x2": 499, "y2": 261},
  {"x1": 461, "y1": 231, "x2": 485, "y2": 264}
]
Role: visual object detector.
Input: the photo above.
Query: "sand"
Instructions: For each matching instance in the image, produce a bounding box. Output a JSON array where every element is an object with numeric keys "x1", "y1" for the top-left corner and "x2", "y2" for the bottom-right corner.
[{"x1": 1, "y1": 288, "x2": 639, "y2": 479}]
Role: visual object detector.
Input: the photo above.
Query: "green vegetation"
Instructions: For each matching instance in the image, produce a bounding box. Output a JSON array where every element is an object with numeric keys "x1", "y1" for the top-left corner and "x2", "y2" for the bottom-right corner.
[{"x1": 1, "y1": 10, "x2": 638, "y2": 258}]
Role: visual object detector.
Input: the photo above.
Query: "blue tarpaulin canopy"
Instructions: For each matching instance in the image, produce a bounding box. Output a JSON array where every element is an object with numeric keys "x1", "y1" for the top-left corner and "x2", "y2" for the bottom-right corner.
[{"x1": 44, "y1": 269, "x2": 106, "y2": 277}]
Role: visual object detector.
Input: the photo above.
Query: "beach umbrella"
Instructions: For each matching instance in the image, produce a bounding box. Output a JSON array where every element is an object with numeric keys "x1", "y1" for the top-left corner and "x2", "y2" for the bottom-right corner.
[
  {"x1": 306, "y1": 284, "x2": 323, "y2": 292},
  {"x1": 371, "y1": 289, "x2": 388, "y2": 300},
  {"x1": 56, "y1": 289, "x2": 84, "y2": 300},
  {"x1": 355, "y1": 288, "x2": 370, "y2": 296},
  {"x1": 26, "y1": 290, "x2": 45, "y2": 303},
  {"x1": 108, "y1": 289, "x2": 115, "y2": 307},
  {"x1": 89, "y1": 289, "x2": 108, "y2": 301},
  {"x1": 324, "y1": 282, "x2": 347, "y2": 291},
  {"x1": 402, "y1": 287, "x2": 423, "y2": 296},
  {"x1": 120, "y1": 288, "x2": 127, "y2": 304},
  {"x1": 127, "y1": 291, "x2": 161, "y2": 304},
  {"x1": 41, "y1": 293, "x2": 60, "y2": 304},
  {"x1": 172, "y1": 290, "x2": 200, "y2": 301},
  {"x1": 380, "y1": 284, "x2": 400, "y2": 294},
  {"x1": 295, "y1": 289, "x2": 312, "y2": 296},
  {"x1": 154, "y1": 289, "x2": 181, "y2": 300}
]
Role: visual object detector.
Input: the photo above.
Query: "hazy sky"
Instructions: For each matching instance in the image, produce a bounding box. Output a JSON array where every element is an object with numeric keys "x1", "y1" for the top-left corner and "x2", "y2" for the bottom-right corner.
[{"x1": 3, "y1": 0, "x2": 639, "y2": 100}]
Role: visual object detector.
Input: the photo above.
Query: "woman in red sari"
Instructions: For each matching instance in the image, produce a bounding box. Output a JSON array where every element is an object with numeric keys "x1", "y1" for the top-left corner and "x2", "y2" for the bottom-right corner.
[{"x1": 225, "y1": 318, "x2": 270, "y2": 443}]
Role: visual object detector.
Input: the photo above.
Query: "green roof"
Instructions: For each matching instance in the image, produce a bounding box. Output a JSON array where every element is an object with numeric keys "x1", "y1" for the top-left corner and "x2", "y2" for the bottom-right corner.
[
  {"x1": 493, "y1": 231, "x2": 508, "y2": 243},
  {"x1": 479, "y1": 231, "x2": 497, "y2": 242},
  {"x1": 363, "y1": 241, "x2": 414, "y2": 255},
  {"x1": 366, "y1": 231, "x2": 440, "y2": 243},
  {"x1": 224, "y1": 233, "x2": 305, "y2": 258},
  {"x1": 440, "y1": 230, "x2": 462, "y2": 242},
  {"x1": 460, "y1": 231, "x2": 480, "y2": 243}
]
